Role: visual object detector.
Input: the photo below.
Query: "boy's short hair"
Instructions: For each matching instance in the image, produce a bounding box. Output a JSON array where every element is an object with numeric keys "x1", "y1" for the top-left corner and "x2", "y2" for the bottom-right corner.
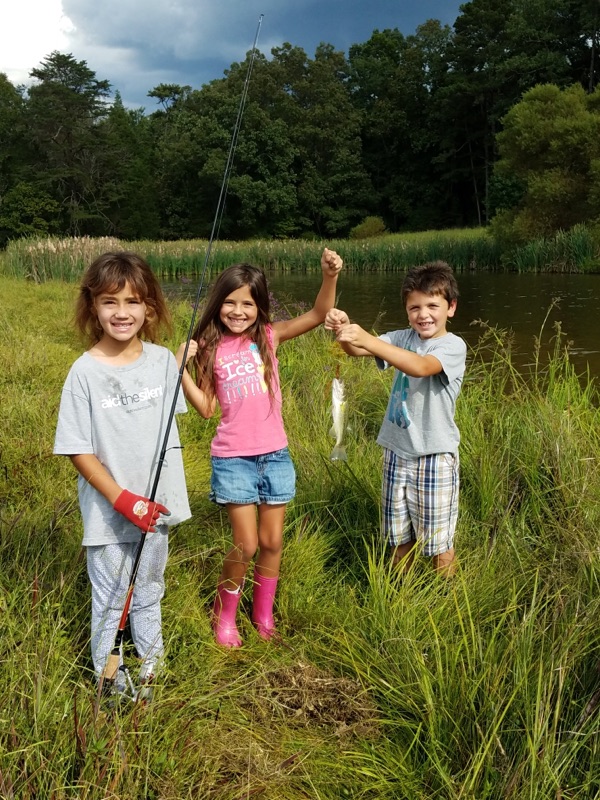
[{"x1": 401, "y1": 261, "x2": 459, "y2": 305}]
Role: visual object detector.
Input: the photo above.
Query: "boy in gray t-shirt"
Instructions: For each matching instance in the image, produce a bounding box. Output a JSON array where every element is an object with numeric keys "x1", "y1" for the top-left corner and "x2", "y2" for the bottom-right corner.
[{"x1": 325, "y1": 261, "x2": 466, "y2": 577}]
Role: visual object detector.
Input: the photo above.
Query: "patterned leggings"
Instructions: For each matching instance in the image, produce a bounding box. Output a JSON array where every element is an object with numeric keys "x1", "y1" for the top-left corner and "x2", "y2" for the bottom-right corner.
[{"x1": 86, "y1": 528, "x2": 168, "y2": 685}]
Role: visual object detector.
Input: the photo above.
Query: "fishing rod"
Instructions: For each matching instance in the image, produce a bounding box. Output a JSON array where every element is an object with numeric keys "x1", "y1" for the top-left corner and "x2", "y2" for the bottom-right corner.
[{"x1": 97, "y1": 13, "x2": 264, "y2": 700}]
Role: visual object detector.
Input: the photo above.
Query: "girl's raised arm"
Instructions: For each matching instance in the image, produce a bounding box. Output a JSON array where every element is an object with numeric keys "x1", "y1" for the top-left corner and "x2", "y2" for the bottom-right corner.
[
  {"x1": 176, "y1": 340, "x2": 217, "y2": 419},
  {"x1": 273, "y1": 248, "x2": 343, "y2": 346}
]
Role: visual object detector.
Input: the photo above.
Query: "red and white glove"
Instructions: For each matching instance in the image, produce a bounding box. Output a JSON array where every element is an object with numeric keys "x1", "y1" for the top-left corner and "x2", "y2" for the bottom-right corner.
[{"x1": 113, "y1": 490, "x2": 170, "y2": 532}]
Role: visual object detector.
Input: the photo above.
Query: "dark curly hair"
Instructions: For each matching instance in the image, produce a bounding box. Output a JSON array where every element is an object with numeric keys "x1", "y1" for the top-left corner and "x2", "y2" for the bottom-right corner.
[{"x1": 401, "y1": 261, "x2": 459, "y2": 305}]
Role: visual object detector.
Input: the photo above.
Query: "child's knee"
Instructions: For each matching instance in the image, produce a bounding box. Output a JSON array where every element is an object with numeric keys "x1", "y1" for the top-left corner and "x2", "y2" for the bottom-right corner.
[
  {"x1": 257, "y1": 533, "x2": 283, "y2": 557},
  {"x1": 391, "y1": 541, "x2": 416, "y2": 569},
  {"x1": 432, "y1": 548, "x2": 456, "y2": 576},
  {"x1": 228, "y1": 540, "x2": 258, "y2": 564}
]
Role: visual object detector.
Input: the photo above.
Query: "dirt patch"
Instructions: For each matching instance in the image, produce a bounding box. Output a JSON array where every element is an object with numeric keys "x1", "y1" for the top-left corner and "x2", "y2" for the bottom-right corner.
[{"x1": 250, "y1": 661, "x2": 380, "y2": 740}]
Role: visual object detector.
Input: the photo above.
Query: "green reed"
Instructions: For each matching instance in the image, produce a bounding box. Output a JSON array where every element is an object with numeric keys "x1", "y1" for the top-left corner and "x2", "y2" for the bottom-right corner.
[
  {"x1": 2, "y1": 226, "x2": 600, "y2": 282},
  {"x1": 1, "y1": 229, "x2": 501, "y2": 282},
  {"x1": 505, "y1": 224, "x2": 599, "y2": 273},
  {"x1": 2, "y1": 277, "x2": 600, "y2": 798}
]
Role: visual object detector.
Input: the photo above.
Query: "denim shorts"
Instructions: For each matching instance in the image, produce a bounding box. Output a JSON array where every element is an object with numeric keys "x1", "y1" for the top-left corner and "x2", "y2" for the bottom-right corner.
[{"x1": 210, "y1": 447, "x2": 296, "y2": 505}]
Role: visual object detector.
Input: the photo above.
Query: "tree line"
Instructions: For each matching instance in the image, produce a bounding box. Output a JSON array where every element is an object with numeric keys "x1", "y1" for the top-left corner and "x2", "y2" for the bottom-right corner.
[{"x1": 0, "y1": 0, "x2": 598, "y2": 248}]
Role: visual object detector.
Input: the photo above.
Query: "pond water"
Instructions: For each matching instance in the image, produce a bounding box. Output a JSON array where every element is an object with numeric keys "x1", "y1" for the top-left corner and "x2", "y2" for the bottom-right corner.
[
  {"x1": 268, "y1": 270, "x2": 600, "y2": 378},
  {"x1": 165, "y1": 271, "x2": 600, "y2": 378}
]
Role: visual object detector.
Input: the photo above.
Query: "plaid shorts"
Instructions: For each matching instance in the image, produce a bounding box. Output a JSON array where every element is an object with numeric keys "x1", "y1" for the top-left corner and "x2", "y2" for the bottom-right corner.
[{"x1": 381, "y1": 448, "x2": 459, "y2": 556}]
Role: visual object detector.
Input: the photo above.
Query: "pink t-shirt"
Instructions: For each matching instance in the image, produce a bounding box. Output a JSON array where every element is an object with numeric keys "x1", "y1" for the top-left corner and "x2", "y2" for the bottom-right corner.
[{"x1": 210, "y1": 325, "x2": 288, "y2": 457}]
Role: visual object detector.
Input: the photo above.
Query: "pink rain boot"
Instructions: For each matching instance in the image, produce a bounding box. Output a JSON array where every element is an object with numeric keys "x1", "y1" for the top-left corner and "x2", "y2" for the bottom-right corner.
[
  {"x1": 251, "y1": 573, "x2": 278, "y2": 641},
  {"x1": 212, "y1": 583, "x2": 243, "y2": 647}
]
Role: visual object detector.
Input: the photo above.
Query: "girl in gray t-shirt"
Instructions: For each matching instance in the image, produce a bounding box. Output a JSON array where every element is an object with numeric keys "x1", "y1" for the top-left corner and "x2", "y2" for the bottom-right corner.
[{"x1": 54, "y1": 252, "x2": 191, "y2": 700}]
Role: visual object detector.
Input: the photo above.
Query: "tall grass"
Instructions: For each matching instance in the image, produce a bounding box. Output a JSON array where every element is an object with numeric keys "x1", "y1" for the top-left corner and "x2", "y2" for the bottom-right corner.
[
  {"x1": 0, "y1": 229, "x2": 501, "y2": 282},
  {"x1": 2, "y1": 226, "x2": 600, "y2": 282},
  {"x1": 1, "y1": 277, "x2": 600, "y2": 797},
  {"x1": 505, "y1": 225, "x2": 599, "y2": 273},
  {"x1": 2, "y1": 226, "x2": 599, "y2": 281}
]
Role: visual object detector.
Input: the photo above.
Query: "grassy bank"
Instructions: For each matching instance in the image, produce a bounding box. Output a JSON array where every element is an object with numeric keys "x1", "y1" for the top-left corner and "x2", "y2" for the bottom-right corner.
[{"x1": 1, "y1": 278, "x2": 600, "y2": 798}]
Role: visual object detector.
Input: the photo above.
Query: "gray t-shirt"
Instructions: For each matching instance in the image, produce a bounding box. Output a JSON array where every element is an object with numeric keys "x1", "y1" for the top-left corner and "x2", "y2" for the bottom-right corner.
[
  {"x1": 375, "y1": 329, "x2": 466, "y2": 458},
  {"x1": 54, "y1": 341, "x2": 191, "y2": 546}
]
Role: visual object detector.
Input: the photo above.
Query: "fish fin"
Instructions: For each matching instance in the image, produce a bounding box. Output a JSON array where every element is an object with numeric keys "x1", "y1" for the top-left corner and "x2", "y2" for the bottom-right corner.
[
  {"x1": 330, "y1": 445, "x2": 347, "y2": 462},
  {"x1": 329, "y1": 425, "x2": 336, "y2": 439}
]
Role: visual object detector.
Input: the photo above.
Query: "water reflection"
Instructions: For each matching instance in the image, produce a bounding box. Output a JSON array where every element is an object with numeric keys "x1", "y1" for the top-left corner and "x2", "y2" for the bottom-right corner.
[{"x1": 163, "y1": 271, "x2": 600, "y2": 378}]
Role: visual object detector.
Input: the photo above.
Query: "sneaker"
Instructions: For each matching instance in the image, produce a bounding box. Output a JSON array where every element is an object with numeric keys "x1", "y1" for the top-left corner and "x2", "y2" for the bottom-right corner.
[
  {"x1": 95, "y1": 677, "x2": 132, "y2": 714},
  {"x1": 136, "y1": 673, "x2": 155, "y2": 704},
  {"x1": 136, "y1": 657, "x2": 161, "y2": 704}
]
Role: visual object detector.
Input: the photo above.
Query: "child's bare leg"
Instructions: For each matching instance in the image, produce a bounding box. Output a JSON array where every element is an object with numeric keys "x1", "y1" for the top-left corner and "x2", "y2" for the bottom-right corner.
[
  {"x1": 252, "y1": 503, "x2": 285, "y2": 639},
  {"x1": 255, "y1": 503, "x2": 285, "y2": 578},
  {"x1": 391, "y1": 541, "x2": 416, "y2": 572},
  {"x1": 213, "y1": 504, "x2": 258, "y2": 647},
  {"x1": 432, "y1": 547, "x2": 456, "y2": 577},
  {"x1": 220, "y1": 504, "x2": 259, "y2": 588}
]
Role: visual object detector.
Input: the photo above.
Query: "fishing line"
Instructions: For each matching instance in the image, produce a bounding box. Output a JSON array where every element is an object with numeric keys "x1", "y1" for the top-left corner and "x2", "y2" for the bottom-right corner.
[
  {"x1": 97, "y1": 14, "x2": 264, "y2": 703},
  {"x1": 169, "y1": 12, "x2": 263, "y2": 383}
]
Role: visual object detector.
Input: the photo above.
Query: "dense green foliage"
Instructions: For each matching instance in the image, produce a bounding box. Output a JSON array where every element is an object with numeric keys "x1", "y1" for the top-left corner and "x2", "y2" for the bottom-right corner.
[
  {"x1": 2, "y1": 278, "x2": 600, "y2": 797},
  {"x1": 0, "y1": 0, "x2": 598, "y2": 247},
  {"x1": 491, "y1": 83, "x2": 600, "y2": 246}
]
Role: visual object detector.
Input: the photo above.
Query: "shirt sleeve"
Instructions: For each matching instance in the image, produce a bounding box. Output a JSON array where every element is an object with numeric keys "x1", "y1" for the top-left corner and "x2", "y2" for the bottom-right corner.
[
  {"x1": 53, "y1": 369, "x2": 94, "y2": 455},
  {"x1": 425, "y1": 336, "x2": 467, "y2": 385}
]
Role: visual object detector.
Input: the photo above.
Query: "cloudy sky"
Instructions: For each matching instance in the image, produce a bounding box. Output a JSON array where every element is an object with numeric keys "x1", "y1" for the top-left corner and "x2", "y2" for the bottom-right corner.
[{"x1": 1, "y1": 0, "x2": 464, "y2": 111}]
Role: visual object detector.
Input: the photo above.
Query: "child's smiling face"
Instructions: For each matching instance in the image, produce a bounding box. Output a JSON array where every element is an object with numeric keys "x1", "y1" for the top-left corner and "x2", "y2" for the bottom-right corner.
[
  {"x1": 219, "y1": 284, "x2": 258, "y2": 335},
  {"x1": 94, "y1": 281, "x2": 147, "y2": 345},
  {"x1": 405, "y1": 290, "x2": 456, "y2": 339}
]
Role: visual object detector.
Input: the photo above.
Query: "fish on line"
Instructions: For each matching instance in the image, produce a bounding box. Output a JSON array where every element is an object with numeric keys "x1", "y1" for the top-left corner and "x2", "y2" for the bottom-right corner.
[{"x1": 329, "y1": 369, "x2": 348, "y2": 462}]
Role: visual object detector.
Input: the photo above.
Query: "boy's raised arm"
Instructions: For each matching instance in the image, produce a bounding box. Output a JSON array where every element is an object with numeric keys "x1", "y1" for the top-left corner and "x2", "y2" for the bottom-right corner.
[
  {"x1": 325, "y1": 309, "x2": 372, "y2": 357},
  {"x1": 312, "y1": 248, "x2": 343, "y2": 317},
  {"x1": 326, "y1": 311, "x2": 443, "y2": 377}
]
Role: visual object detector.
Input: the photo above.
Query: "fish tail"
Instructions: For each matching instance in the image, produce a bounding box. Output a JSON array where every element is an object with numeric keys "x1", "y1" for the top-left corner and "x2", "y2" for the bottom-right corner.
[{"x1": 330, "y1": 444, "x2": 347, "y2": 462}]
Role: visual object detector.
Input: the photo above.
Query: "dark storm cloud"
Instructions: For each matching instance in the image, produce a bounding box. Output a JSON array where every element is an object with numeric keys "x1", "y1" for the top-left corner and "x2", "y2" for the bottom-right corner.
[{"x1": 59, "y1": 0, "x2": 463, "y2": 109}]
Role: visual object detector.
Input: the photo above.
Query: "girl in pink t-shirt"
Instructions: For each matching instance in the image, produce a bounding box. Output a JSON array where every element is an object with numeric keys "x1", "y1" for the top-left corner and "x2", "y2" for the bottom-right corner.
[{"x1": 177, "y1": 248, "x2": 343, "y2": 647}]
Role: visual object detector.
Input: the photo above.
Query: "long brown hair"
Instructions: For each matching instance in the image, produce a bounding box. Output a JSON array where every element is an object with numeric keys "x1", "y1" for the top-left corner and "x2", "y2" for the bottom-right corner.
[
  {"x1": 192, "y1": 264, "x2": 274, "y2": 399},
  {"x1": 75, "y1": 251, "x2": 171, "y2": 344}
]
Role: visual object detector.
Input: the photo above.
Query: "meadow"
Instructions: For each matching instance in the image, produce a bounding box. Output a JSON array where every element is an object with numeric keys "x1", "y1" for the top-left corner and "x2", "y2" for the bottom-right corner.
[{"x1": 1, "y1": 275, "x2": 600, "y2": 798}]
